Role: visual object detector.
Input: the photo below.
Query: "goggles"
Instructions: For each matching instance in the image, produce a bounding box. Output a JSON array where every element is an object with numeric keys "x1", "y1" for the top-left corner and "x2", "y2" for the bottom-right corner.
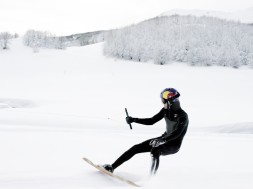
[{"x1": 161, "y1": 98, "x2": 168, "y2": 104}]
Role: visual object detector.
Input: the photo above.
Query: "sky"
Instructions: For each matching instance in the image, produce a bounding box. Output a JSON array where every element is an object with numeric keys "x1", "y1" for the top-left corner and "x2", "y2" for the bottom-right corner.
[{"x1": 1, "y1": 0, "x2": 253, "y2": 36}]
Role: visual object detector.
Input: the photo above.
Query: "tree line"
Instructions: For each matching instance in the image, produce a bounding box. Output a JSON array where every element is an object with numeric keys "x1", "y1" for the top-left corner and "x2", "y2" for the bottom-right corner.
[
  {"x1": 0, "y1": 32, "x2": 18, "y2": 50},
  {"x1": 103, "y1": 15, "x2": 253, "y2": 68},
  {"x1": 23, "y1": 30, "x2": 66, "y2": 52},
  {"x1": 1, "y1": 29, "x2": 105, "y2": 53}
]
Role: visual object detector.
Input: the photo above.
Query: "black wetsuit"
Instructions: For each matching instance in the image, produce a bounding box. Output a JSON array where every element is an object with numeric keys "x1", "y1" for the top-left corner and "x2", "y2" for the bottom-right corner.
[{"x1": 112, "y1": 101, "x2": 189, "y2": 170}]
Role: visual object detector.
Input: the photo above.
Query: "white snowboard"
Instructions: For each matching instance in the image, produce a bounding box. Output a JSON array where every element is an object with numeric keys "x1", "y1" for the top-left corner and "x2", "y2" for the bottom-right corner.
[{"x1": 83, "y1": 157, "x2": 141, "y2": 187}]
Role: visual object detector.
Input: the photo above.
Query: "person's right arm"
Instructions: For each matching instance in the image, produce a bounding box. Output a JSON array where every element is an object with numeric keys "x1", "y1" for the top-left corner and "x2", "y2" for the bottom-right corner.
[{"x1": 126, "y1": 108, "x2": 164, "y2": 125}]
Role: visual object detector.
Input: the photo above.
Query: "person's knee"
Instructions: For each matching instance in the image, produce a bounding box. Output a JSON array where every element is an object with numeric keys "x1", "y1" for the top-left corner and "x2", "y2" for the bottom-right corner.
[
  {"x1": 130, "y1": 144, "x2": 138, "y2": 150},
  {"x1": 161, "y1": 147, "x2": 180, "y2": 156}
]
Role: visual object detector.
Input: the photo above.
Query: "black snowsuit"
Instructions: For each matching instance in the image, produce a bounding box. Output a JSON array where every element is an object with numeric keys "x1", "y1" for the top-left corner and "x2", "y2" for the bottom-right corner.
[{"x1": 111, "y1": 101, "x2": 189, "y2": 171}]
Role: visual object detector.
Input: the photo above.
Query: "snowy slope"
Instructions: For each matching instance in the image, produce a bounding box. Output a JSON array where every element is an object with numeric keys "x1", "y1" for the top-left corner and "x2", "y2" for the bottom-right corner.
[
  {"x1": 161, "y1": 7, "x2": 253, "y2": 23},
  {"x1": 0, "y1": 39, "x2": 253, "y2": 189}
]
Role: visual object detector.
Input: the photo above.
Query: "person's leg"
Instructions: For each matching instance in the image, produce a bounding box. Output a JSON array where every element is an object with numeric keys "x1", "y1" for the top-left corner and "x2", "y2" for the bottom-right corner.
[
  {"x1": 150, "y1": 147, "x2": 160, "y2": 175},
  {"x1": 112, "y1": 138, "x2": 155, "y2": 170},
  {"x1": 150, "y1": 155, "x2": 160, "y2": 175},
  {"x1": 150, "y1": 143, "x2": 180, "y2": 175}
]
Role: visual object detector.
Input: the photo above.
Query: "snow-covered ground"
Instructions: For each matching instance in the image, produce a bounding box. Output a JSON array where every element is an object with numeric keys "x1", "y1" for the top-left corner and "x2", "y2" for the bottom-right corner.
[{"x1": 0, "y1": 39, "x2": 253, "y2": 189}]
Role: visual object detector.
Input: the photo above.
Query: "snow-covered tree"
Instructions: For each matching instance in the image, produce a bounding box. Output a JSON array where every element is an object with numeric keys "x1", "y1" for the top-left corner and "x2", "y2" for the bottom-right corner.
[
  {"x1": 104, "y1": 15, "x2": 253, "y2": 68},
  {"x1": 0, "y1": 32, "x2": 13, "y2": 50},
  {"x1": 23, "y1": 30, "x2": 67, "y2": 51}
]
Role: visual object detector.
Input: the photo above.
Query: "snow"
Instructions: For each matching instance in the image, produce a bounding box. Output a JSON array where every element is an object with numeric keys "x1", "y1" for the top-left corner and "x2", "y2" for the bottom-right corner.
[
  {"x1": 161, "y1": 7, "x2": 253, "y2": 23},
  {"x1": 0, "y1": 38, "x2": 253, "y2": 188}
]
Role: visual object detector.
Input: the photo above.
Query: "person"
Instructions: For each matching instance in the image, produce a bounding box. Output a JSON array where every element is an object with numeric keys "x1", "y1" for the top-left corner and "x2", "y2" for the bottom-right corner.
[{"x1": 102, "y1": 88, "x2": 189, "y2": 175}]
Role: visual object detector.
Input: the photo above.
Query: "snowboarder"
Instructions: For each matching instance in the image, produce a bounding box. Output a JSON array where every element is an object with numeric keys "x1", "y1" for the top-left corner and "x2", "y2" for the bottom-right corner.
[{"x1": 103, "y1": 88, "x2": 189, "y2": 175}]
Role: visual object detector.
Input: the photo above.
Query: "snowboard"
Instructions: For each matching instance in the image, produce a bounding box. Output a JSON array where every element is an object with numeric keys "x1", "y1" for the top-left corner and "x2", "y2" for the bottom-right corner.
[{"x1": 82, "y1": 157, "x2": 141, "y2": 187}]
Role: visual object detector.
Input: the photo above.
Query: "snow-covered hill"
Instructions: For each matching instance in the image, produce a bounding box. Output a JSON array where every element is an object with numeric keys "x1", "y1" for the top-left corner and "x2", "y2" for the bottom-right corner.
[
  {"x1": 104, "y1": 14, "x2": 253, "y2": 67},
  {"x1": 0, "y1": 38, "x2": 253, "y2": 189},
  {"x1": 161, "y1": 7, "x2": 253, "y2": 23}
]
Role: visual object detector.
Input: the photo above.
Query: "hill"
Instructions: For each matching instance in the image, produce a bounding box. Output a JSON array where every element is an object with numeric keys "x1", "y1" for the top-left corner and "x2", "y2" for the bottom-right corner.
[
  {"x1": 104, "y1": 15, "x2": 253, "y2": 68},
  {"x1": 161, "y1": 7, "x2": 253, "y2": 24}
]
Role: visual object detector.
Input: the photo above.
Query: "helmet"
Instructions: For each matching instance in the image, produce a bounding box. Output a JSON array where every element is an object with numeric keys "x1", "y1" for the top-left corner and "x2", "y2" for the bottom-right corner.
[{"x1": 160, "y1": 88, "x2": 180, "y2": 104}]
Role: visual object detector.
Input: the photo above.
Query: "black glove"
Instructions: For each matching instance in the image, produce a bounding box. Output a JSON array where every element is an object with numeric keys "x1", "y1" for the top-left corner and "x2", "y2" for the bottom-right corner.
[
  {"x1": 149, "y1": 138, "x2": 166, "y2": 147},
  {"x1": 126, "y1": 116, "x2": 135, "y2": 124}
]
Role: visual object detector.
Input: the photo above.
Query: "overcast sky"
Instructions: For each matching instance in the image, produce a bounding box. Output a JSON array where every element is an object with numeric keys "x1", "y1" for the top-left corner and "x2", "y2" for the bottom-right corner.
[{"x1": 1, "y1": 0, "x2": 253, "y2": 35}]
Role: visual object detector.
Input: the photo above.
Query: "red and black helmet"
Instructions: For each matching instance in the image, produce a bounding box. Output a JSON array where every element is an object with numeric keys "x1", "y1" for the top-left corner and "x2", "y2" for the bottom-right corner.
[{"x1": 160, "y1": 88, "x2": 180, "y2": 104}]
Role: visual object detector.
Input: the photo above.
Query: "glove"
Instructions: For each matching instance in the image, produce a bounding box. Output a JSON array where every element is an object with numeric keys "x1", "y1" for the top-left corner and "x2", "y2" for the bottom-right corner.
[
  {"x1": 149, "y1": 138, "x2": 166, "y2": 147},
  {"x1": 126, "y1": 116, "x2": 135, "y2": 124}
]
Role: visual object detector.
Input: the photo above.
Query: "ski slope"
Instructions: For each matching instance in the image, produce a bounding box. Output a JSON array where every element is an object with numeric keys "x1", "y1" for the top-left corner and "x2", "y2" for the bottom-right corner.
[{"x1": 0, "y1": 38, "x2": 253, "y2": 189}]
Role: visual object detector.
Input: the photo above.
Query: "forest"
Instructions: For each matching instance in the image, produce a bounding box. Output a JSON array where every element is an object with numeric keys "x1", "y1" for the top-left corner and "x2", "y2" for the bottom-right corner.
[{"x1": 103, "y1": 15, "x2": 253, "y2": 68}]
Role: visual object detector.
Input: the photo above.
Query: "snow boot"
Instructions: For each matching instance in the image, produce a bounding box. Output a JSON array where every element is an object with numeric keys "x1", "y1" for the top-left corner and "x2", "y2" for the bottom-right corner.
[{"x1": 102, "y1": 164, "x2": 114, "y2": 173}]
